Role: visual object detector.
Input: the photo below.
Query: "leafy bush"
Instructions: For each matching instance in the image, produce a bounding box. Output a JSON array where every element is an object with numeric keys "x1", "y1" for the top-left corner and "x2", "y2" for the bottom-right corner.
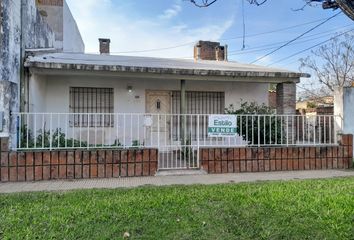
[
  {"x1": 226, "y1": 102, "x2": 283, "y2": 145},
  {"x1": 18, "y1": 125, "x2": 129, "y2": 149},
  {"x1": 19, "y1": 125, "x2": 88, "y2": 149}
]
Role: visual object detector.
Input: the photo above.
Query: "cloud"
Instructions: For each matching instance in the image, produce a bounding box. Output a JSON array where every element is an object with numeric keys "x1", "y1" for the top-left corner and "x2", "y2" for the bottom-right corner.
[
  {"x1": 66, "y1": 0, "x2": 234, "y2": 58},
  {"x1": 159, "y1": 4, "x2": 182, "y2": 20}
]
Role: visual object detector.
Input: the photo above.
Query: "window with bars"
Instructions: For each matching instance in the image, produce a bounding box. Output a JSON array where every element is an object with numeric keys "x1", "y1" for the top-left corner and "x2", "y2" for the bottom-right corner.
[
  {"x1": 69, "y1": 87, "x2": 114, "y2": 127},
  {"x1": 171, "y1": 91, "x2": 225, "y2": 114},
  {"x1": 171, "y1": 91, "x2": 225, "y2": 140}
]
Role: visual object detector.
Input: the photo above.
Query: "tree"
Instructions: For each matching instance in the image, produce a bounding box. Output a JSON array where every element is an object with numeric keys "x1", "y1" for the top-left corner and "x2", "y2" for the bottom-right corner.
[{"x1": 300, "y1": 33, "x2": 354, "y2": 94}]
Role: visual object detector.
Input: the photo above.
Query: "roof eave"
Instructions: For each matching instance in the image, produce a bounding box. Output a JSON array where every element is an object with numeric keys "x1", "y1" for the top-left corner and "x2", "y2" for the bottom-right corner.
[{"x1": 24, "y1": 61, "x2": 309, "y2": 79}]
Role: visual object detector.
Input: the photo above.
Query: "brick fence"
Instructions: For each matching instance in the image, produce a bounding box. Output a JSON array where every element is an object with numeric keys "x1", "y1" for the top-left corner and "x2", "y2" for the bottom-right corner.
[
  {"x1": 1, "y1": 135, "x2": 353, "y2": 182},
  {"x1": 201, "y1": 134, "x2": 353, "y2": 174},
  {"x1": 0, "y1": 138, "x2": 158, "y2": 182}
]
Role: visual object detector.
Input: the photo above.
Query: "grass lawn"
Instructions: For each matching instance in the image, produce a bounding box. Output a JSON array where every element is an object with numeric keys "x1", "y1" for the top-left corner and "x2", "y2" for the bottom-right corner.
[{"x1": 1, "y1": 178, "x2": 354, "y2": 240}]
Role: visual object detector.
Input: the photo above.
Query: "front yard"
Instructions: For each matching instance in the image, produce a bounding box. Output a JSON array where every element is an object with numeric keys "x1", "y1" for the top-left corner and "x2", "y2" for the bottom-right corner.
[{"x1": 1, "y1": 177, "x2": 354, "y2": 239}]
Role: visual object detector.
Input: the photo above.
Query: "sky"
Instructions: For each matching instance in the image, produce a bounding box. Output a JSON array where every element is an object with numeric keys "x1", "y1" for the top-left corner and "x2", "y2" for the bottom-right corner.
[{"x1": 66, "y1": 0, "x2": 353, "y2": 91}]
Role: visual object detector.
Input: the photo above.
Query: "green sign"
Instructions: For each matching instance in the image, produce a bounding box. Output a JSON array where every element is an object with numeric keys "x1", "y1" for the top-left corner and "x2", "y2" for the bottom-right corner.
[{"x1": 208, "y1": 115, "x2": 237, "y2": 137}]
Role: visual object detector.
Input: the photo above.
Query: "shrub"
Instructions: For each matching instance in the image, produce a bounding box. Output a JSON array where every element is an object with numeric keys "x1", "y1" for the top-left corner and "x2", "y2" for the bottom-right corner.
[
  {"x1": 18, "y1": 125, "x2": 88, "y2": 149},
  {"x1": 226, "y1": 102, "x2": 283, "y2": 145}
]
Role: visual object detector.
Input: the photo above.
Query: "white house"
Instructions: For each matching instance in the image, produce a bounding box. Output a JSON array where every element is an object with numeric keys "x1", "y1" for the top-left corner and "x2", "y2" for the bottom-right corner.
[
  {"x1": 2, "y1": 0, "x2": 347, "y2": 175},
  {"x1": 25, "y1": 39, "x2": 308, "y2": 114},
  {"x1": 20, "y1": 40, "x2": 312, "y2": 169},
  {"x1": 2, "y1": 1, "x2": 314, "y2": 169}
]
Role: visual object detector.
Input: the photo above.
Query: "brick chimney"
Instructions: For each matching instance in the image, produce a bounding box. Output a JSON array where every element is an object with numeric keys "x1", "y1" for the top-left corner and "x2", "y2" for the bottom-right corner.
[
  {"x1": 99, "y1": 38, "x2": 111, "y2": 55},
  {"x1": 193, "y1": 41, "x2": 227, "y2": 61}
]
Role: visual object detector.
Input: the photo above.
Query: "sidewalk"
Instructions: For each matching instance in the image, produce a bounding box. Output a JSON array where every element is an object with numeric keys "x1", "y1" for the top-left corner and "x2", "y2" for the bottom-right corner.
[{"x1": 0, "y1": 170, "x2": 353, "y2": 194}]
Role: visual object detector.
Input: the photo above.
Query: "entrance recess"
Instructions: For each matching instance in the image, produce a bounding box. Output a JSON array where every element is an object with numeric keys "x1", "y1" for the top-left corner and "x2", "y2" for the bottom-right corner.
[{"x1": 146, "y1": 90, "x2": 199, "y2": 170}]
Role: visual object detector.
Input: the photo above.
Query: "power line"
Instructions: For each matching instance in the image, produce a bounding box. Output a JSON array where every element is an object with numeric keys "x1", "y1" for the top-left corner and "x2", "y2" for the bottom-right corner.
[
  {"x1": 76, "y1": 23, "x2": 349, "y2": 57},
  {"x1": 249, "y1": 11, "x2": 342, "y2": 64},
  {"x1": 227, "y1": 23, "x2": 353, "y2": 54},
  {"x1": 106, "y1": 42, "x2": 196, "y2": 54},
  {"x1": 228, "y1": 28, "x2": 349, "y2": 56},
  {"x1": 266, "y1": 29, "x2": 354, "y2": 66},
  {"x1": 242, "y1": 0, "x2": 246, "y2": 49},
  {"x1": 220, "y1": 16, "x2": 333, "y2": 41},
  {"x1": 80, "y1": 17, "x2": 338, "y2": 55}
]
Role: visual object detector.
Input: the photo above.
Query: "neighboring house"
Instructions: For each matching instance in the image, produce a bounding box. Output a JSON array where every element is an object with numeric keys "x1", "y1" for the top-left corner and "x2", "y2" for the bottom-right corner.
[
  {"x1": 295, "y1": 96, "x2": 335, "y2": 147},
  {"x1": 0, "y1": 0, "x2": 83, "y2": 142},
  {"x1": 297, "y1": 96, "x2": 334, "y2": 117},
  {"x1": 296, "y1": 96, "x2": 334, "y2": 110},
  {"x1": 35, "y1": 0, "x2": 85, "y2": 53}
]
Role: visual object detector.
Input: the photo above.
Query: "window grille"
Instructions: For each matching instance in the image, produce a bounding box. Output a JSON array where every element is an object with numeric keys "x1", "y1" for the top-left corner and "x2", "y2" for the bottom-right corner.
[
  {"x1": 69, "y1": 87, "x2": 114, "y2": 127},
  {"x1": 171, "y1": 91, "x2": 225, "y2": 140},
  {"x1": 171, "y1": 91, "x2": 225, "y2": 114}
]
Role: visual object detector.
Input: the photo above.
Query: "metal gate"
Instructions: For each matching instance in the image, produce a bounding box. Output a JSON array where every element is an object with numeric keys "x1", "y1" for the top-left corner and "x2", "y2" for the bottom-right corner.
[
  {"x1": 151, "y1": 114, "x2": 202, "y2": 170},
  {"x1": 158, "y1": 145, "x2": 200, "y2": 170}
]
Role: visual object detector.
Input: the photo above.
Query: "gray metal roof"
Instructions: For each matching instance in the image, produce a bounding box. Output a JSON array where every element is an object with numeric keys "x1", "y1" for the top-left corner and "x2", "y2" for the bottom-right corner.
[{"x1": 25, "y1": 52, "x2": 310, "y2": 79}]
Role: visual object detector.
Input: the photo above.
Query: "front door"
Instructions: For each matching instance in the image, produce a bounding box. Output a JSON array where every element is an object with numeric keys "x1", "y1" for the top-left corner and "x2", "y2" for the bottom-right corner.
[
  {"x1": 146, "y1": 91, "x2": 171, "y2": 147},
  {"x1": 146, "y1": 90, "x2": 199, "y2": 170}
]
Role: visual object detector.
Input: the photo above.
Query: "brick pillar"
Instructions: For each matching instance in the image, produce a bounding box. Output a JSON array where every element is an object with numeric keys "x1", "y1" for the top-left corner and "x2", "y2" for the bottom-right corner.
[
  {"x1": 276, "y1": 83, "x2": 296, "y2": 115},
  {"x1": 276, "y1": 83, "x2": 296, "y2": 144}
]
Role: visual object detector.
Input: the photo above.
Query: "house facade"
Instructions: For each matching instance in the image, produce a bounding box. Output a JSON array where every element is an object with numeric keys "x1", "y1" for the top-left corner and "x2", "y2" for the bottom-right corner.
[
  {"x1": 21, "y1": 39, "x2": 308, "y2": 150},
  {"x1": 1, "y1": 0, "x2": 309, "y2": 150},
  {"x1": 25, "y1": 39, "x2": 305, "y2": 114}
]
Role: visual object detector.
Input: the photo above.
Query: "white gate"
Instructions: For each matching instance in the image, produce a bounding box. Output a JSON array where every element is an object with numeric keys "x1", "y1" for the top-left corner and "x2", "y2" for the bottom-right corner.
[{"x1": 146, "y1": 114, "x2": 201, "y2": 170}]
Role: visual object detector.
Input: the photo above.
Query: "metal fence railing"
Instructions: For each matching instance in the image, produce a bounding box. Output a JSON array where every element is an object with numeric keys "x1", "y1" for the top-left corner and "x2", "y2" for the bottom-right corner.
[{"x1": 13, "y1": 113, "x2": 343, "y2": 151}]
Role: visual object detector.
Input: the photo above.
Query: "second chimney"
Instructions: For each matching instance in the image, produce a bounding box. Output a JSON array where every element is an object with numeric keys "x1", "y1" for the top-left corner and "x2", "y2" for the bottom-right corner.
[
  {"x1": 193, "y1": 41, "x2": 227, "y2": 61},
  {"x1": 99, "y1": 38, "x2": 111, "y2": 55}
]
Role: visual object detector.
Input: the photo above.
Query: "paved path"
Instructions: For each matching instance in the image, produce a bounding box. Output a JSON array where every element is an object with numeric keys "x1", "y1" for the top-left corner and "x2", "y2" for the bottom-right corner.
[{"x1": 0, "y1": 170, "x2": 354, "y2": 194}]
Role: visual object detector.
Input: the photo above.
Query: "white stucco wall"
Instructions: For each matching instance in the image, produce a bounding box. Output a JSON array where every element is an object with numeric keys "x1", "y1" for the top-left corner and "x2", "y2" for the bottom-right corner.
[
  {"x1": 334, "y1": 88, "x2": 343, "y2": 118},
  {"x1": 29, "y1": 74, "x2": 47, "y2": 113},
  {"x1": 343, "y1": 87, "x2": 354, "y2": 135},
  {"x1": 63, "y1": 1, "x2": 84, "y2": 53},
  {"x1": 335, "y1": 87, "x2": 354, "y2": 137},
  {"x1": 30, "y1": 74, "x2": 269, "y2": 113},
  {"x1": 27, "y1": 73, "x2": 269, "y2": 146}
]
